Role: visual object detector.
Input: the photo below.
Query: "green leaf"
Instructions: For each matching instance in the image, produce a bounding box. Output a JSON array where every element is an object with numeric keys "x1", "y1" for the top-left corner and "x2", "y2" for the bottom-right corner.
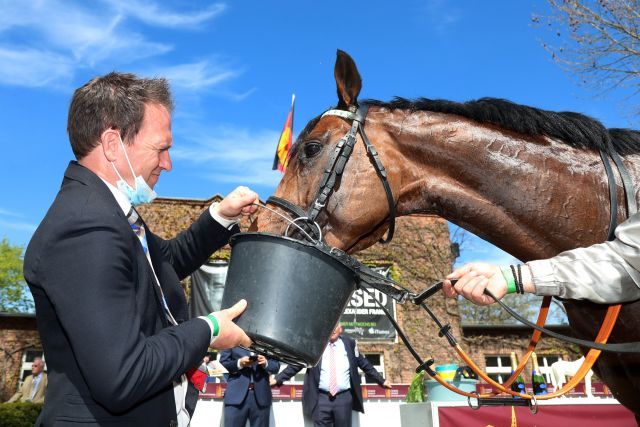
[{"x1": 405, "y1": 370, "x2": 426, "y2": 403}]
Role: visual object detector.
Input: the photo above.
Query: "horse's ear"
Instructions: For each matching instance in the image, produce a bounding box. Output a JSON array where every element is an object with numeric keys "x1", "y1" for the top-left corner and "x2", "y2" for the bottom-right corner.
[{"x1": 334, "y1": 50, "x2": 361, "y2": 110}]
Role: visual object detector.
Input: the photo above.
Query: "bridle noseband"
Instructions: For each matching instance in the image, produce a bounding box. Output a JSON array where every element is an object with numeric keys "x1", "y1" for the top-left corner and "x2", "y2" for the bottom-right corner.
[{"x1": 267, "y1": 104, "x2": 397, "y2": 244}]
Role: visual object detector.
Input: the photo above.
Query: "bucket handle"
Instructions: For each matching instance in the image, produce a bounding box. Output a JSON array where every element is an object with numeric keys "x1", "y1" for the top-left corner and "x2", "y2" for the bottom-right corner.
[
  {"x1": 251, "y1": 203, "x2": 321, "y2": 244},
  {"x1": 285, "y1": 217, "x2": 323, "y2": 243}
]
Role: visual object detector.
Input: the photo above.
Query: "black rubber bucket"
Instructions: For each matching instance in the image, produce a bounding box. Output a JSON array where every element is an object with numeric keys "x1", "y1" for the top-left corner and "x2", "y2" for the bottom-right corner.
[{"x1": 220, "y1": 232, "x2": 358, "y2": 367}]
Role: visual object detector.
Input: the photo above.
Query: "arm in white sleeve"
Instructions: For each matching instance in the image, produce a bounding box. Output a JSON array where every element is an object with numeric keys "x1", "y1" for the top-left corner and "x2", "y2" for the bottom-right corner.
[
  {"x1": 209, "y1": 202, "x2": 240, "y2": 230},
  {"x1": 528, "y1": 212, "x2": 640, "y2": 304}
]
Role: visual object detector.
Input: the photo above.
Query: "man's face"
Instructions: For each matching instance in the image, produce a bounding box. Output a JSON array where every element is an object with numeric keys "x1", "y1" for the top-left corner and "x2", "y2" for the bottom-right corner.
[
  {"x1": 31, "y1": 359, "x2": 43, "y2": 375},
  {"x1": 329, "y1": 325, "x2": 343, "y2": 343},
  {"x1": 116, "y1": 102, "x2": 173, "y2": 189}
]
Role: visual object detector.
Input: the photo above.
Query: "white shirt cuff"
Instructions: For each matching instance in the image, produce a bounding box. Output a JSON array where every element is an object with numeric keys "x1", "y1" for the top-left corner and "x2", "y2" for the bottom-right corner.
[{"x1": 209, "y1": 202, "x2": 240, "y2": 230}]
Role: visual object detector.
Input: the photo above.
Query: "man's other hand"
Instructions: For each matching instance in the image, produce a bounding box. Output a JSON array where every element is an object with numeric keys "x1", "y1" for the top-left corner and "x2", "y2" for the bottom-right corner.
[
  {"x1": 216, "y1": 186, "x2": 259, "y2": 220},
  {"x1": 210, "y1": 299, "x2": 251, "y2": 349}
]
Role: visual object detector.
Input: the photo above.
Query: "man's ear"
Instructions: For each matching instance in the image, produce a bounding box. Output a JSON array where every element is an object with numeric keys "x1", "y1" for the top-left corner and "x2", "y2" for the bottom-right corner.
[{"x1": 100, "y1": 129, "x2": 121, "y2": 162}]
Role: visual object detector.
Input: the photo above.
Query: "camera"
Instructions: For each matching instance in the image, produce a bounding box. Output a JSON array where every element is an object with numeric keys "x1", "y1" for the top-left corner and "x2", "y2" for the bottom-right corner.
[{"x1": 248, "y1": 352, "x2": 258, "y2": 361}]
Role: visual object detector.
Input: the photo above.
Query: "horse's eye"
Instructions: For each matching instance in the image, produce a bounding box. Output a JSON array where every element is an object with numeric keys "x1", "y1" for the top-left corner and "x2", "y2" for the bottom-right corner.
[{"x1": 303, "y1": 142, "x2": 322, "y2": 158}]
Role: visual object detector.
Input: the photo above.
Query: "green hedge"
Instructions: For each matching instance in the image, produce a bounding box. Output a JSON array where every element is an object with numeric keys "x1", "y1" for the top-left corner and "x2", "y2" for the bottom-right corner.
[{"x1": 0, "y1": 402, "x2": 43, "y2": 427}]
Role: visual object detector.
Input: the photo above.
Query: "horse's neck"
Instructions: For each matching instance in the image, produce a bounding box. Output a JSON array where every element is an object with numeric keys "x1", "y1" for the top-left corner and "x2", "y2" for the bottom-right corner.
[{"x1": 378, "y1": 109, "x2": 614, "y2": 261}]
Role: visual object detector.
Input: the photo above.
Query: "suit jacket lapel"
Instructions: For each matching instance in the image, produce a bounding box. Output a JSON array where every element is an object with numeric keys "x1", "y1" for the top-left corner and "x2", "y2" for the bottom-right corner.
[
  {"x1": 64, "y1": 161, "x2": 170, "y2": 327},
  {"x1": 341, "y1": 336, "x2": 353, "y2": 359},
  {"x1": 24, "y1": 376, "x2": 34, "y2": 397},
  {"x1": 341, "y1": 336, "x2": 357, "y2": 382}
]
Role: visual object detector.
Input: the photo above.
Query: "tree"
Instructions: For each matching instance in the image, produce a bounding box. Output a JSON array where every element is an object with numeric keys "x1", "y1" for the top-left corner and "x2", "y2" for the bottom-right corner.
[
  {"x1": 534, "y1": 0, "x2": 640, "y2": 112},
  {"x1": 457, "y1": 292, "x2": 569, "y2": 325},
  {"x1": 451, "y1": 228, "x2": 568, "y2": 325},
  {"x1": 0, "y1": 238, "x2": 33, "y2": 313}
]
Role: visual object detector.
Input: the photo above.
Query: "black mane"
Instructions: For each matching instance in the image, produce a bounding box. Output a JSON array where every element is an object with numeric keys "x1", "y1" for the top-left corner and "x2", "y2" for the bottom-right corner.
[{"x1": 364, "y1": 97, "x2": 640, "y2": 156}]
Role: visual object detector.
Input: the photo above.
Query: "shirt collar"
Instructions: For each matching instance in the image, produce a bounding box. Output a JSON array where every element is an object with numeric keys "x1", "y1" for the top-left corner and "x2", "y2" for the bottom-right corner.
[
  {"x1": 329, "y1": 337, "x2": 343, "y2": 348},
  {"x1": 99, "y1": 177, "x2": 132, "y2": 215}
]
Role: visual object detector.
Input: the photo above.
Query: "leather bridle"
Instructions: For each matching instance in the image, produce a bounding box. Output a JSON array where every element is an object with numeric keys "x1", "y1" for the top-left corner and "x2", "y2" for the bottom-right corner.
[
  {"x1": 267, "y1": 104, "x2": 397, "y2": 244},
  {"x1": 599, "y1": 148, "x2": 637, "y2": 239}
]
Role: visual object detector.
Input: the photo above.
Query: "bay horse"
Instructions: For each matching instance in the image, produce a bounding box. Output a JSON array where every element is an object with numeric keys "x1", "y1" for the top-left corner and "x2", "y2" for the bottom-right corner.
[{"x1": 252, "y1": 50, "x2": 640, "y2": 418}]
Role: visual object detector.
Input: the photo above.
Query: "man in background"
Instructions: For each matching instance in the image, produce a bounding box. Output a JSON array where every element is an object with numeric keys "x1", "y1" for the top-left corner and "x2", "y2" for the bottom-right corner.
[
  {"x1": 272, "y1": 325, "x2": 391, "y2": 427},
  {"x1": 7, "y1": 357, "x2": 47, "y2": 404},
  {"x1": 220, "y1": 348, "x2": 280, "y2": 427}
]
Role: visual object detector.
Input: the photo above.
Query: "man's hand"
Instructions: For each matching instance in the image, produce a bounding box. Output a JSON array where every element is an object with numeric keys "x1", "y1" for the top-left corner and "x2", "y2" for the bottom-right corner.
[
  {"x1": 257, "y1": 355, "x2": 268, "y2": 368},
  {"x1": 269, "y1": 376, "x2": 278, "y2": 387},
  {"x1": 215, "y1": 186, "x2": 259, "y2": 220},
  {"x1": 238, "y1": 356, "x2": 257, "y2": 368},
  {"x1": 210, "y1": 299, "x2": 252, "y2": 349},
  {"x1": 382, "y1": 380, "x2": 392, "y2": 389},
  {"x1": 443, "y1": 262, "x2": 507, "y2": 306}
]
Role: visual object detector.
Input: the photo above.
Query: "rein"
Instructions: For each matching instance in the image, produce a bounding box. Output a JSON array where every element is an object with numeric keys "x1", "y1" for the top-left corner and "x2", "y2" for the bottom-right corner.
[{"x1": 268, "y1": 103, "x2": 396, "y2": 244}]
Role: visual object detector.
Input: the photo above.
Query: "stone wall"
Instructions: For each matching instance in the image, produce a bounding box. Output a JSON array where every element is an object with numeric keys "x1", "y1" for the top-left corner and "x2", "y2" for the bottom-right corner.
[
  {"x1": 354, "y1": 215, "x2": 460, "y2": 383},
  {"x1": 462, "y1": 324, "x2": 581, "y2": 379}
]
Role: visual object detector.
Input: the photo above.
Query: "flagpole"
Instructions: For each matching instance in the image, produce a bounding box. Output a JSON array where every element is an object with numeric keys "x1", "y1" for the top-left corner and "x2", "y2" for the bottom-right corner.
[{"x1": 290, "y1": 93, "x2": 295, "y2": 138}]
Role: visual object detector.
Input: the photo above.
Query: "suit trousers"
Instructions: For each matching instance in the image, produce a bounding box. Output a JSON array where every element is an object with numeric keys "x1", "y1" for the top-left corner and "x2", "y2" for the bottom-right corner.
[
  {"x1": 314, "y1": 391, "x2": 353, "y2": 427},
  {"x1": 224, "y1": 390, "x2": 270, "y2": 427}
]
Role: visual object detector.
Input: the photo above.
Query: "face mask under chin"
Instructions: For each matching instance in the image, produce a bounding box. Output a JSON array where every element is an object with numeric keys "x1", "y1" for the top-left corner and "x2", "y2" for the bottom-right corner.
[
  {"x1": 115, "y1": 174, "x2": 157, "y2": 206},
  {"x1": 111, "y1": 136, "x2": 157, "y2": 206}
]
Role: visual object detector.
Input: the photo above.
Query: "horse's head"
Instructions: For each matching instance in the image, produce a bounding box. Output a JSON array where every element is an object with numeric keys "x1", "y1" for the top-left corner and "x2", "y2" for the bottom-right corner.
[{"x1": 253, "y1": 50, "x2": 399, "y2": 253}]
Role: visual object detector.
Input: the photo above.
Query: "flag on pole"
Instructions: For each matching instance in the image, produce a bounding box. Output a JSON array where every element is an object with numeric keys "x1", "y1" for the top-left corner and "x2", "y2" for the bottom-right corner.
[{"x1": 273, "y1": 94, "x2": 295, "y2": 172}]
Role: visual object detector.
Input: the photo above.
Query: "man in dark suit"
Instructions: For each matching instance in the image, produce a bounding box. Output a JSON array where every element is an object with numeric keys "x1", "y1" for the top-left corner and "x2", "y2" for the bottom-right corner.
[
  {"x1": 24, "y1": 72, "x2": 258, "y2": 426},
  {"x1": 220, "y1": 348, "x2": 280, "y2": 427},
  {"x1": 272, "y1": 325, "x2": 391, "y2": 427}
]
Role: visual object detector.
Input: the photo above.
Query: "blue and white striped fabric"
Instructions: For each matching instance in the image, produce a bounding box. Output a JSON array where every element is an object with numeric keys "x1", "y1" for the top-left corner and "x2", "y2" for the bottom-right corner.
[{"x1": 127, "y1": 208, "x2": 177, "y2": 326}]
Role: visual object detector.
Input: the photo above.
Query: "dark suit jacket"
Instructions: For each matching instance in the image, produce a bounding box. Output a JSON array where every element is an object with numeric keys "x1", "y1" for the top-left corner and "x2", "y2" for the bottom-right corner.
[
  {"x1": 220, "y1": 348, "x2": 280, "y2": 407},
  {"x1": 24, "y1": 161, "x2": 236, "y2": 426},
  {"x1": 274, "y1": 335, "x2": 385, "y2": 418}
]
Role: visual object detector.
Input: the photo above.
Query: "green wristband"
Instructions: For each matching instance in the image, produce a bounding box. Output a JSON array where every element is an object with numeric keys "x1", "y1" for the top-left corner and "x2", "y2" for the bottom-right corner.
[
  {"x1": 500, "y1": 267, "x2": 517, "y2": 294},
  {"x1": 206, "y1": 314, "x2": 220, "y2": 337}
]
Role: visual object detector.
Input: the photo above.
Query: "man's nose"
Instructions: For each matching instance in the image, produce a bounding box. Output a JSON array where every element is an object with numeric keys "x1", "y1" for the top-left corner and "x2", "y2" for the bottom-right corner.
[{"x1": 160, "y1": 150, "x2": 172, "y2": 172}]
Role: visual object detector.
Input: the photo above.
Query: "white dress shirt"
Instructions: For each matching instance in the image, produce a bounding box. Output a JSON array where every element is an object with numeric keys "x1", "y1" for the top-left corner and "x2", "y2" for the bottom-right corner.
[{"x1": 318, "y1": 338, "x2": 351, "y2": 393}]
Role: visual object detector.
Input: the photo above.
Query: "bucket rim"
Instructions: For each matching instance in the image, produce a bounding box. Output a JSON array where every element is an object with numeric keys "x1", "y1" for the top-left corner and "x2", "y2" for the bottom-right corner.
[
  {"x1": 229, "y1": 231, "x2": 319, "y2": 247},
  {"x1": 229, "y1": 231, "x2": 359, "y2": 274}
]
